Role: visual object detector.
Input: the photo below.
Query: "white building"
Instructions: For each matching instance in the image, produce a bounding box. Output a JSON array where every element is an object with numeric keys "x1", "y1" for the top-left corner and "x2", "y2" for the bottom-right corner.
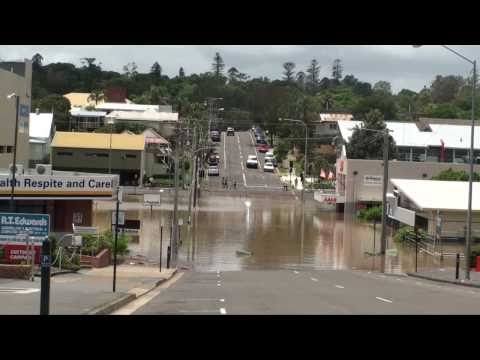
[
  {"x1": 29, "y1": 112, "x2": 54, "y2": 167},
  {"x1": 106, "y1": 110, "x2": 179, "y2": 137}
]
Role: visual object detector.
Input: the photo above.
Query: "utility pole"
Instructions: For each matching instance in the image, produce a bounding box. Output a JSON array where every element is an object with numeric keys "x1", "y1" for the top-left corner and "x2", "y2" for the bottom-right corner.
[
  {"x1": 188, "y1": 126, "x2": 196, "y2": 223},
  {"x1": 171, "y1": 124, "x2": 180, "y2": 266},
  {"x1": 380, "y1": 130, "x2": 389, "y2": 257},
  {"x1": 10, "y1": 94, "x2": 20, "y2": 213}
]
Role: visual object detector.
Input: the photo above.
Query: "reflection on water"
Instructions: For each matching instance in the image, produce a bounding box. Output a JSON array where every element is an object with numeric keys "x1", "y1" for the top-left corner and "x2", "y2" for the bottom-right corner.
[{"x1": 92, "y1": 196, "x2": 465, "y2": 273}]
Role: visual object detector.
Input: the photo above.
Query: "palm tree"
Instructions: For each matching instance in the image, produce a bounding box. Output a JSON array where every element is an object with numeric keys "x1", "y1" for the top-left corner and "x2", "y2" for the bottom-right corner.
[{"x1": 88, "y1": 90, "x2": 105, "y2": 106}]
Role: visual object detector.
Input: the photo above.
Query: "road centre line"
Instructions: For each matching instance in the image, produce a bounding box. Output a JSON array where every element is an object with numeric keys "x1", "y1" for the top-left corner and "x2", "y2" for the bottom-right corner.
[
  {"x1": 335, "y1": 285, "x2": 345, "y2": 289},
  {"x1": 311, "y1": 277, "x2": 319, "y2": 282},
  {"x1": 376, "y1": 297, "x2": 393, "y2": 303}
]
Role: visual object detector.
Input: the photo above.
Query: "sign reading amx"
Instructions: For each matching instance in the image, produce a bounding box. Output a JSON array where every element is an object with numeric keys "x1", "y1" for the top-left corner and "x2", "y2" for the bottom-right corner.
[{"x1": 0, "y1": 213, "x2": 50, "y2": 238}]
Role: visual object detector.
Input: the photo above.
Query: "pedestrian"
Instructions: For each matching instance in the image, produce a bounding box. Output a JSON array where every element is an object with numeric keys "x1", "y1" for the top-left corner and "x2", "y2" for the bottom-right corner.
[
  {"x1": 233, "y1": 180, "x2": 237, "y2": 189},
  {"x1": 294, "y1": 177, "x2": 298, "y2": 189}
]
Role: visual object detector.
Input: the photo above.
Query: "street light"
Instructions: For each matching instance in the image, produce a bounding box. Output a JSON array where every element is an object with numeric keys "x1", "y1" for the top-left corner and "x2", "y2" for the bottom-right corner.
[
  {"x1": 106, "y1": 117, "x2": 115, "y2": 174},
  {"x1": 6, "y1": 93, "x2": 19, "y2": 213},
  {"x1": 413, "y1": 45, "x2": 476, "y2": 280},
  {"x1": 279, "y1": 118, "x2": 308, "y2": 198}
]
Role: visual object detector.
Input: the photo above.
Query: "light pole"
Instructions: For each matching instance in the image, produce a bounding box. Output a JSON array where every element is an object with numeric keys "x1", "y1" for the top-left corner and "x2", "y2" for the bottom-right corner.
[
  {"x1": 7, "y1": 93, "x2": 20, "y2": 213},
  {"x1": 279, "y1": 118, "x2": 308, "y2": 198},
  {"x1": 413, "y1": 45, "x2": 476, "y2": 280},
  {"x1": 107, "y1": 117, "x2": 115, "y2": 174}
]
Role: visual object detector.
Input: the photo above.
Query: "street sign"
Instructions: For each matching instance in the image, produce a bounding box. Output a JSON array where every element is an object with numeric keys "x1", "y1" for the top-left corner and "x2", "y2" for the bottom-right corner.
[
  {"x1": 0, "y1": 213, "x2": 49, "y2": 242},
  {"x1": 178, "y1": 219, "x2": 184, "y2": 226},
  {"x1": 73, "y1": 235, "x2": 83, "y2": 247},
  {"x1": 41, "y1": 254, "x2": 51, "y2": 267},
  {"x1": 144, "y1": 193, "x2": 161, "y2": 205},
  {"x1": 73, "y1": 225, "x2": 98, "y2": 234},
  {"x1": 111, "y1": 211, "x2": 125, "y2": 226},
  {"x1": 386, "y1": 248, "x2": 398, "y2": 257}
]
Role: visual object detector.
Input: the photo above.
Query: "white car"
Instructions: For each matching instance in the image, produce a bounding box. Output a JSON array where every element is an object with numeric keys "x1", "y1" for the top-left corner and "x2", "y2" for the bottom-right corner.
[
  {"x1": 265, "y1": 150, "x2": 274, "y2": 158},
  {"x1": 246, "y1": 155, "x2": 258, "y2": 169},
  {"x1": 263, "y1": 160, "x2": 275, "y2": 172},
  {"x1": 264, "y1": 154, "x2": 277, "y2": 167},
  {"x1": 208, "y1": 165, "x2": 220, "y2": 176}
]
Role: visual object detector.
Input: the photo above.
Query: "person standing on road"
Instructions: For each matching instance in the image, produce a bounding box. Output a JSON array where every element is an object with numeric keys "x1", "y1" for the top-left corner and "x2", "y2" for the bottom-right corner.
[
  {"x1": 233, "y1": 180, "x2": 237, "y2": 189},
  {"x1": 294, "y1": 177, "x2": 298, "y2": 189}
]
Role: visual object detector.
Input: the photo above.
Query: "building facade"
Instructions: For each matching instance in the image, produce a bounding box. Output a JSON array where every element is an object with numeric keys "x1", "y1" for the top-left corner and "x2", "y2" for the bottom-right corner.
[
  {"x1": 51, "y1": 132, "x2": 145, "y2": 185},
  {"x1": 0, "y1": 60, "x2": 32, "y2": 170}
]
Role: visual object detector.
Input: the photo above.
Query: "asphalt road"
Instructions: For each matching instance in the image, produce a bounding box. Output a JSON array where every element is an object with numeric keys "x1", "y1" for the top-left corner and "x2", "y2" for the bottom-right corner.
[
  {"x1": 206, "y1": 131, "x2": 283, "y2": 190},
  {"x1": 129, "y1": 269, "x2": 480, "y2": 315}
]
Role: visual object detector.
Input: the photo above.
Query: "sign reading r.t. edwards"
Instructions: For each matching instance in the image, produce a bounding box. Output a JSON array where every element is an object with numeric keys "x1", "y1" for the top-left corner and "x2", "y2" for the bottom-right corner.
[{"x1": 0, "y1": 175, "x2": 117, "y2": 199}]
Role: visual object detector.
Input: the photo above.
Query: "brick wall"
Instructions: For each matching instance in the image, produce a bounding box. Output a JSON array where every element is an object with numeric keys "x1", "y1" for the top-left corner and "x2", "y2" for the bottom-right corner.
[{"x1": 0, "y1": 264, "x2": 32, "y2": 279}]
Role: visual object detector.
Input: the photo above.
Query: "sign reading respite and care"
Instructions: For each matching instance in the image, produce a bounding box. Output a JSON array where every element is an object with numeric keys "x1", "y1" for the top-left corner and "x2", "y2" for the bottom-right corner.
[{"x1": 0, "y1": 175, "x2": 116, "y2": 199}]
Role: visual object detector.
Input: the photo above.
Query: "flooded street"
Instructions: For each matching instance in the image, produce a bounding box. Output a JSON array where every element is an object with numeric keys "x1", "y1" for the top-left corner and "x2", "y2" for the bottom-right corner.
[{"x1": 92, "y1": 193, "x2": 463, "y2": 274}]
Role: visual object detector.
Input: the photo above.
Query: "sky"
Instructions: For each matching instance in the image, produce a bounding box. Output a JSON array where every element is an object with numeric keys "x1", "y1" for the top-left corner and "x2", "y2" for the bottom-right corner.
[{"x1": 1, "y1": 45, "x2": 478, "y2": 93}]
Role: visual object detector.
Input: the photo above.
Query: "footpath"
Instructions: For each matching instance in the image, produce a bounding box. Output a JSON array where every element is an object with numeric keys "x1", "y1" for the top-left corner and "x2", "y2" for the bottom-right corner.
[
  {"x1": 0, "y1": 264, "x2": 176, "y2": 315},
  {"x1": 408, "y1": 268, "x2": 480, "y2": 288}
]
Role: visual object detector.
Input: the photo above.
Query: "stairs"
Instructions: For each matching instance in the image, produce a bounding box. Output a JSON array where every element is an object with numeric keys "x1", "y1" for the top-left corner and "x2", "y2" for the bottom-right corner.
[{"x1": 80, "y1": 256, "x2": 93, "y2": 269}]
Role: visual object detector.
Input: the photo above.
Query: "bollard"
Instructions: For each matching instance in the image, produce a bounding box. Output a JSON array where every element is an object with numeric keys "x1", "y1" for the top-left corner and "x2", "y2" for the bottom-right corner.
[
  {"x1": 166, "y1": 246, "x2": 171, "y2": 269},
  {"x1": 40, "y1": 238, "x2": 52, "y2": 315},
  {"x1": 159, "y1": 226, "x2": 163, "y2": 272},
  {"x1": 456, "y1": 253, "x2": 460, "y2": 280}
]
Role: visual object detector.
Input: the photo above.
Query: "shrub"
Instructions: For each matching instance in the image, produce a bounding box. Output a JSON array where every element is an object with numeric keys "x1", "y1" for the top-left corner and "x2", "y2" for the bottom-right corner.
[
  {"x1": 393, "y1": 226, "x2": 428, "y2": 244},
  {"x1": 79, "y1": 230, "x2": 130, "y2": 257},
  {"x1": 358, "y1": 206, "x2": 382, "y2": 222}
]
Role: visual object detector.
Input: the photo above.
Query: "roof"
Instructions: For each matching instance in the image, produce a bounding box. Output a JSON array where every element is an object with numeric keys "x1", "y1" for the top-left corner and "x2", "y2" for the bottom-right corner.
[
  {"x1": 64, "y1": 93, "x2": 104, "y2": 108},
  {"x1": 29, "y1": 113, "x2": 53, "y2": 140},
  {"x1": 95, "y1": 103, "x2": 160, "y2": 112},
  {"x1": 337, "y1": 120, "x2": 480, "y2": 150},
  {"x1": 70, "y1": 110, "x2": 107, "y2": 117},
  {"x1": 319, "y1": 113, "x2": 353, "y2": 122},
  {"x1": 391, "y1": 178, "x2": 480, "y2": 212},
  {"x1": 106, "y1": 109, "x2": 178, "y2": 122},
  {"x1": 143, "y1": 128, "x2": 169, "y2": 145},
  {"x1": 51, "y1": 131, "x2": 145, "y2": 151}
]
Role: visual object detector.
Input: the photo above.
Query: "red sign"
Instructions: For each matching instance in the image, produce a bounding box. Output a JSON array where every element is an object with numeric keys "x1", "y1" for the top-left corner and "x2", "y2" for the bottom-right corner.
[
  {"x1": 323, "y1": 196, "x2": 336, "y2": 204},
  {"x1": 1, "y1": 244, "x2": 41, "y2": 264}
]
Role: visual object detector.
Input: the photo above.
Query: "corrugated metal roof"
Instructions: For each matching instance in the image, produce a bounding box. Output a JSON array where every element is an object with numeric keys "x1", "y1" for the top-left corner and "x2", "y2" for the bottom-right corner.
[
  {"x1": 106, "y1": 110, "x2": 178, "y2": 122},
  {"x1": 29, "y1": 113, "x2": 53, "y2": 139},
  {"x1": 337, "y1": 120, "x2": 480, "y2": 150},
  {"x1": 391, "y1": 178, "x2": 480, "y2": 211},
  {"x1": 64, "y1": 93, "x2": 104, "y2": 108},
  {"x1": 51, "y1": 131, "x2": 145, "y2": 151},
  {"x1": 96, "y1": 103, "x2": 160, "y2": 112},
  {"x1": 319, "y1": 113, "x2": 353, "y2": 122}
]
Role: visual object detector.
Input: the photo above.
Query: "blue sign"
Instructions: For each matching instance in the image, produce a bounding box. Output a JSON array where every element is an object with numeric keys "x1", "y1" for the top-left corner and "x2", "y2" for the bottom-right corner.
[
  {"x1": 0, "y1": 213, "x2": 50, "y2": 238},
  {"x1": 20, "y1": 104, "x2": 30, "y2": 118},
  {"x1": 41, "y1": 255, "x2": 51, "y2": 267}
]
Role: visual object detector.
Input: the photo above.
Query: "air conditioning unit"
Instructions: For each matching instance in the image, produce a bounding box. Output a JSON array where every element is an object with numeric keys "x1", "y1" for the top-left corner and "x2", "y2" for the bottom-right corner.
[
  {"x1": 9, "y1": 164, "x2": 24, "y2": 175},
  {"x1": 35, "y1": 164, "x2": 52, "y2": 175}
]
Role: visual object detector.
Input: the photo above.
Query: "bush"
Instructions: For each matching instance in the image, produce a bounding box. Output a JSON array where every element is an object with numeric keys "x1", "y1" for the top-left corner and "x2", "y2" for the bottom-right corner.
[
  {"x1": 358, "y1": 206, "x2": 382, "y2": 222},
  {"x1": 393, "y1": 226, "x2": 428, "y2": 244},
  {"x1": 0, "y1": 246, "x2": 4, "y2": 263},
  {"x1": 79, "y1": 230, "x2": 130, "y2": 257}
]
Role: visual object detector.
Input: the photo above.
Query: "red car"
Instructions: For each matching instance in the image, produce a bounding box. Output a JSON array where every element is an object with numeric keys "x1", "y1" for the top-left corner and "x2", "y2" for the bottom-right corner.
[{"x1": 257, "y1": 144, "x2": 269, "y2": 153}]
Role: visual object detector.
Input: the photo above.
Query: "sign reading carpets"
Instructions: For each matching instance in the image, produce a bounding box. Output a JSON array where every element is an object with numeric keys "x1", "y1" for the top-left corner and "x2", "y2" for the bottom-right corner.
[
  {"x1": 0, "y1": 175, "x2": 116, "y2": 199},
  {"x1": 0, "y1": 212, "x2": 50, "y2": 264}
]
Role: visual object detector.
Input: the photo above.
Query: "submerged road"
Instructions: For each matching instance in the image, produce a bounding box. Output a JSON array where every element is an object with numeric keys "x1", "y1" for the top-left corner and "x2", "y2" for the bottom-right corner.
[{"x1": 119, "y1": 269, "x2": 480, "y2": 315}]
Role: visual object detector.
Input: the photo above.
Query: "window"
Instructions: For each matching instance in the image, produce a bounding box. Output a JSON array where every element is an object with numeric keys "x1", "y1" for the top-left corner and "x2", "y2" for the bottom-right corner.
[
  {"x1": 0, "y1": 146, "x2": 5, "y2": 153},
  {"x1": 85, "y1": 152, "x2": 108, "y2": 158},
  {"x1": 454, "y1": 149, "x2": 468, "y2": 163},
  {"x1": 427, "y1": 147, "x2": 440, "y2": 162},
  {"x1": 329, "y1": 123, "x2": 338, "y2": 130},
  {"x1": 397, "y1": 147, "x2": 411, "y2": 161},
  {"x1": 6, "y1": 146, "x2": 13, "y2": 153},
  {"x1": 125, "y1": 154, "x2": 137, "y2": 159},
  {"x1": 412, "y1": 148, "x2": 426, "y2": 162},
  {"x1": 57, "y1": 151, "x2": 73, "y2": 156}
]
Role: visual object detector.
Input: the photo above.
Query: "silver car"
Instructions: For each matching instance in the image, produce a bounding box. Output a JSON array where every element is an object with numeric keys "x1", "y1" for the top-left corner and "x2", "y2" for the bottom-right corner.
[{"x1": 208, "y1": 165, "x2": 220, "y2": 176}]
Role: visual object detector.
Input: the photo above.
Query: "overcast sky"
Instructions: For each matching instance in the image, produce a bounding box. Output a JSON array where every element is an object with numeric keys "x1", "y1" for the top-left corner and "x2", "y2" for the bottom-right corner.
[{"x1": 1, "y1": 45, "x2": 478, "y2": 93}]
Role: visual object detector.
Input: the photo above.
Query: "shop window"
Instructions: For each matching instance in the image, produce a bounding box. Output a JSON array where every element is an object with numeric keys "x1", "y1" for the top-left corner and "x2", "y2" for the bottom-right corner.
[
  {"x1": 412, "y1": 148, "x2": 426, "y2": 162},
  {"x1": 57, "y1": 151, "x2": 73, "y2": 156},
  {"x1": 0, "y1": 146, "x2": 5, "y2": 153},
  {"x1": 125, "y1": 154, "x2": 137, "y2": 159}
]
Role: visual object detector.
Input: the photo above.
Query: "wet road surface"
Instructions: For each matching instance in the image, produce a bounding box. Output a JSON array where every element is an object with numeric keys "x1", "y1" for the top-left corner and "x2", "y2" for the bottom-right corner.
[{"x1": 130, "y1": 268, "x2": 480, "y2": 314}]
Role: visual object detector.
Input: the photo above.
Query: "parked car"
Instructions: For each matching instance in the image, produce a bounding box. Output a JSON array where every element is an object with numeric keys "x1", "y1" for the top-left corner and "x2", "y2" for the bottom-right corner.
[
  {"x1": 265, "y1": 150, "x2": 274, "y2": 157},
  {"x1": 211, "y1": 130, "x2": 220, "y2": 142},
  {"x1": 246, "y1": 155, "x2": 259, "y2": 169},
  {"x1": 227, "y1": 127, "x2": 235, "y2": 136},
  {"x1": 257, "y1": 144, "x2": 269, "y2": 153},
  {"x1": 208, "y1": 155, "x2": 219, "y2": 166},
  {"x1": 263, "y1": 160, "x2": 275, "y2": 172},
  {"x1": 208, "y1": 165, "x2": 220, "y2": 176},
  {"x1": 264, "y1": 155, "x2": 277, "y2": 167}
]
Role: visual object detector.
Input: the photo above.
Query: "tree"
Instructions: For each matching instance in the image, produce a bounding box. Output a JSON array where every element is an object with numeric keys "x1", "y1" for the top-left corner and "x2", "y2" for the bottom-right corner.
[
  {"x1": 227, "y1": 67, "x2": 240, "y2": 82},
  {"x1": 150, "y1": 62, "x2": 162, "y2": 82},
  {"x1": 123, "y1": 62, "x2": 138, "y2": 78},
  {"x1": 306, "y1": 59, "x2": 320, "y2": 92},
  {"x1": 296, "y1": 71, "x2": 306, "y2": 89},
  {"x1": 282, "y1": 62, "x2": 296, "y2": 82},
  {"x1": 179, "y1": 67, "x2": 185, "y2": 78},
  {"x1": 32, "y1": 53, "x2": 44, "y2": 71},
  {"x1": 88, "y1": 89, "x2": 105, "y2": 105},
  {"x1": 212, "y1": 52, "x2": 225, "y2": 77},
  {"x1": 347, "y1": 109, "x2": 397, "y2": 160},
  {"x1": 332, "y1": 59, "x2": 343, "y2": 81},
  {"x1": 34, "y1": 95, "x2": 71, "y2": 131},
  {"x1": 432, "y1": 168, "x2": 480, "y2": 181},
  {"x1": 373, "y1": 81, "x2": 392, "y2": 95},
  {"x1": 431, "y1": 75, "x2": 465, "y2": 103}
]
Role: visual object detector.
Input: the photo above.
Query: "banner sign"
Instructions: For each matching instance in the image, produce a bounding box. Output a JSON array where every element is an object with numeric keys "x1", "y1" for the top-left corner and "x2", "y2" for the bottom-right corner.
[
  {"x1": 0, "y1": 175, "x2": 116, "y2": 199},
  {"x1": 1, "y1": 244, "x2": 41, "y2": 264},
  {"x1": 364, "y1": 175, "x2": 382, "y2": 186}
]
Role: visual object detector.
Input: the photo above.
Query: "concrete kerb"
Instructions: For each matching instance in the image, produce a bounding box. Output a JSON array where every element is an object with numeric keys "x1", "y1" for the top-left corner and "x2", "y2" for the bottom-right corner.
[
  {"x1": 407, "y1": 272, "x2": 480, "y2": 289},
  {"x1": 85, "y1": 269, "x2": 178, "y2": 315}
]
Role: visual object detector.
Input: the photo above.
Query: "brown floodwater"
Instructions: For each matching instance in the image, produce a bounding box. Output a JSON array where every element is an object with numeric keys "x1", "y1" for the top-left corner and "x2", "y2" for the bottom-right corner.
[{"x1": 92, "y1": 194, "x2": 464, "y2": 273}]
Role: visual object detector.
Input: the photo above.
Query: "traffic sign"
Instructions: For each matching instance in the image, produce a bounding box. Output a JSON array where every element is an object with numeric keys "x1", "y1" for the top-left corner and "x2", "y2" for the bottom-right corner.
[
  {"x1": 41, "y1": 254, "x2": 51, "y2": 267},
  {"x1": 386, "y1": 248, "x2": 398, "y2": 257},
  {"x1": 111, "y1": 211, "x2": 125, "y2": 226}
]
